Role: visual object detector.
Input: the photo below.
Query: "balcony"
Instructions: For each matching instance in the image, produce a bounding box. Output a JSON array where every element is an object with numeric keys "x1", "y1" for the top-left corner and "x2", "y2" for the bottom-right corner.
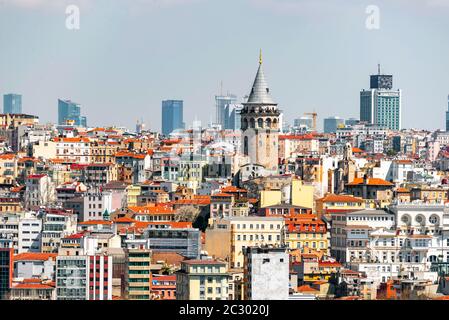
[
  {"x1": 128, "y1": 273, "x2": 151, "y2": 279},
  {"x1": 128, "y1": 289, "x2": 151, "y2": 295}
]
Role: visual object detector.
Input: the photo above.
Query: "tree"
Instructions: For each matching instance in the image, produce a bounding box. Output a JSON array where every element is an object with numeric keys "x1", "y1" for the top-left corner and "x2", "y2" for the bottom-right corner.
[
  {"x1": 386, "y1": 149, "x2": 397, "y2": 157},
  {"x1": 174, "y1": 205, "x2": 200, "y2": 222}
]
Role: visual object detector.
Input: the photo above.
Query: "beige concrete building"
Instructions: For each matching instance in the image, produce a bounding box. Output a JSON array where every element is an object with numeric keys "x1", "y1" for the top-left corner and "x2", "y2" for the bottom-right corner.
[
  {"x1": 205, "y1": 216, "x2": 285, "y2": 268},
  {"x1": 124, "y1": 248, "x2": 152, "y2": 300}
]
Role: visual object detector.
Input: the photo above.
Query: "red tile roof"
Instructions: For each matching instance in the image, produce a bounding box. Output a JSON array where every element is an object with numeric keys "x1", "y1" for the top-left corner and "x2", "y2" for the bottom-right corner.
[
  {"x1": 297, "y1": 285, "x2": 319, "y2": 293},
  {"x1": 347, "y1": 178, "x2": 394, "y2": 186},
  {"x1": 14, "y1": 253, "x2": 57, "y2": 261},
  {"x1": 318, "y1": 260, "x2": 342, "y2": 268},
  {"x1": 0, "y1": 153, "x2": 15, "y2": 160}
]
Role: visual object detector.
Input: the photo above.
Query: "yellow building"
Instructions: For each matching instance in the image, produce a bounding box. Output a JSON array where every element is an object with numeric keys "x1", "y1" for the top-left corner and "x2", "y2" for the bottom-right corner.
[
  {"x1": 295, "y1": 256, "x2": 342, "y2": 283},
  {"x1": 91, "y1": 141, "x2": 120, "y2": 164},
  {"x1": 291, "y1": 178, "x2": 314, "y2": 210},
  {"x1": 0, "y1": 113, "x2": 39, "y2": 127},
  {"x1": 124, "y1": 249, "x2": 152, "y2": 300},
  {"x1": 126, "y1": 185, "x2": 141, "y2": 207},
  {"x1": 258, "y1": 178, "x2": 314, "y2": 210},
  {"x1": 205, "y1": 216, "x2": 285, "y2": 269},
  {"x1": 0, "y1": 153, "x2": 18, "y2": 184},
  {"x1": 259, "y1": 190, "x2": 282, "y2": 208},
  {"x1": 285, "y1": 219, "x2": 328, "y2": 255},
  {"x1": 176, "y1": 260, "x2": 229, "y2": 300}
]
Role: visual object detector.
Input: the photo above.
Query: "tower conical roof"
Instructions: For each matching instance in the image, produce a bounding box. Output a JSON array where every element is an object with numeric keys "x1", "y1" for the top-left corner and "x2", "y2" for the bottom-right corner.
[{"x1": 246, "y1": 51, "x2": 276, "y2": 105}]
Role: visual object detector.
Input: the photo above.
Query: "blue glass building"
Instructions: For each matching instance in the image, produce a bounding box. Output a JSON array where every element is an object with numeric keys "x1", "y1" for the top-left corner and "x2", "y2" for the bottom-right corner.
[
  {"x1": 215, "y1": 94, "x2": 237, "y2": 128},
  {"x1": 324, "y1": 116, "x2": 345, "y2": 133},
  {"x1": 161, "y1": 100, "x2": 184, "y2": 136},
  {"x1": 58, "y1": 99, "x2": 87, "y2": 127},
  {"x1": 3, "y1": 94, "x2": 22, "y2": 114}
]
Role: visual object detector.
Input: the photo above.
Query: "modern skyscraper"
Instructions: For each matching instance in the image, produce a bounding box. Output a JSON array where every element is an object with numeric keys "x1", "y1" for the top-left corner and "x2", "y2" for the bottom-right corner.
[
  {"x1": 240, "y1": 51, "x2": 280, "y2": 172},
  {"x1": 445, "y1": 95, "x2": 449, "y2": 131},
  {"x1": 360, "y1": 67, "x2": 401, "y2": 130},
  {"x1": 215, "y1": 94, "x2": 237, "y2": 129},
  {"x1": 224, "y1": 103, "x2": 243, "y2": 130},
  {"x1": 161, "y1": 100, "x2": 184, "y2": 136},
  {"x1": 324, "y1": 116, "x2": 345, "y2": 133},
  {"x1": 58, "y1": 99, "x2": 87, "y2": 127},
  {"x1": 3, "y1": 94, "x2": 22, "y2": 114}
]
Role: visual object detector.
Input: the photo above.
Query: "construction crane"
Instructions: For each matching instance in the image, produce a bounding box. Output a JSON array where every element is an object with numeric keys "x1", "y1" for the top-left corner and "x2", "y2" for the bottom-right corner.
[{"x1": 304, "y1": 112, "x2": 317, "y2": 132}]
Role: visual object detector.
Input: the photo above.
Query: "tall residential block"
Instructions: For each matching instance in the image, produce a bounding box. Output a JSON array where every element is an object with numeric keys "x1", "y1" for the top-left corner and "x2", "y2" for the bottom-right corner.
[
  {"x1": 124, "y1": 249, "x2": 152, "y2": 300},
  {"x1": 243, "y1": 246, "x2": 289, "y2": 300},
  {"x1": 55, "y1": 254, "x2": 113, "y2": 300},
  {"x1": 176, "y1": 259, "x2": 229, "y2": 300}
]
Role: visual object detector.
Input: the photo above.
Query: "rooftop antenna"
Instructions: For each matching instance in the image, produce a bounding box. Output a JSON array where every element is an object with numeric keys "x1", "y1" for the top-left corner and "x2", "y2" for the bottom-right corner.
[
  {"x1": 378, "y1": 63, "x2": 381, "y2": 75},
  {"x1": 220, "y1": 80, "x2": 223, "y2": 96}
]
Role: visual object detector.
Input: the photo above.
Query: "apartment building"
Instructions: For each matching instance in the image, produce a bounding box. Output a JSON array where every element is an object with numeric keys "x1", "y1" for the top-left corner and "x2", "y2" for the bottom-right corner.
[
  {"x1": 176, "y1": 259, "x2": 229, "y2": 300},
  {"x1": 243, "y1": 246, "x2": 289, "y2": 300},
  {"x1": 124, "y1": 248, "x2": 152, "y2": 300},
  {"x1": 56, "y1": 253, "x2": 113, "y2": 300},
  {"x1": 205, "y1": 216, "x2": 285, "y2": 268}
]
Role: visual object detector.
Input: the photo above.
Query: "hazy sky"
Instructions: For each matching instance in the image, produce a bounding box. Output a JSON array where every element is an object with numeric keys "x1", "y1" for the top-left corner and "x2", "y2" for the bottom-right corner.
[{"x1": 1, "y1": 0, "x2": 449, "y2": 131}]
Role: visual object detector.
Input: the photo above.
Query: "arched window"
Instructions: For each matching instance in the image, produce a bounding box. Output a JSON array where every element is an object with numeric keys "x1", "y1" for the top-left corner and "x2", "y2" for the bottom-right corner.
[
  {"x1": 265, "y1": 118, "x2": 272, "y2": 128},
  {"x1": 250, "y1": 118, "x2": 255, "y2": 128},
  {"x1": 257, "y1": 118, "x2": 264, "y2": 128}
]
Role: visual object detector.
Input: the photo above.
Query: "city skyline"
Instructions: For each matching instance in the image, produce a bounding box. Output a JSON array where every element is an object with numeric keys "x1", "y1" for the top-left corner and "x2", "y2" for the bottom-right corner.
[{"x1": 1, "y1": 0, "x2": 449, "y2": 131}]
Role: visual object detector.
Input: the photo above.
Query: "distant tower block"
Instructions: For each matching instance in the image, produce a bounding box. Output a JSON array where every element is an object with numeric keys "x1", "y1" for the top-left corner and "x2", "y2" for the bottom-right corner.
[{"x1": 240, "y1": 51, "x2": 280, "y2": 172}]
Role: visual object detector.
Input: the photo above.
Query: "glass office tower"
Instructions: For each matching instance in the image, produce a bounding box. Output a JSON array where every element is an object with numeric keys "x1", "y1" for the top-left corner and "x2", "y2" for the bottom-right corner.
[
  {"x1": 58, "y1": 99, "x2": 87, "y2": 127},
  {"x1": 215, "y1": 94, "x2": 237, "y2": 129},
  {"x1": 3, "y1": 94, "x2": 22, "y2": 114},
  {"x1": 161, "y1": 100, "x2": 185, "y2": 136},
  {"x1": 324, "y1": 116, "x2": 345, "y2": 133}
]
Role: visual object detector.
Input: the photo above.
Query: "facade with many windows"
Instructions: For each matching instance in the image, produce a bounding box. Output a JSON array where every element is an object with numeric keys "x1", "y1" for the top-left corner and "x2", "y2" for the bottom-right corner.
[{"x1": 176, "y1": 260, "x2": 229, "y2": 300}]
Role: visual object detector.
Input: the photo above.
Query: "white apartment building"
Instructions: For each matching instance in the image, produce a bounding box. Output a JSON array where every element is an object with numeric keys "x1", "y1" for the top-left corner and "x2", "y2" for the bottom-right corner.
[
  {"x1": 243, "y1": 246, "x2": 289, "y2": 300},
  {"x1": 0, "y1": 213, "x2": 20, "y2": 253},
  {"x1": 54, "y1": 137, "x2": 92, "y2": 164},
  {"x1": 82, "y1": 191, "x2": 113, "y2": 222},
  {"x1": 18, "y1": 213, "x2": 42, "y2": 253},
  {"x1": 56, "y1": 254, "x2": 113, "y2": 300},
  {"x1": 25, "y1": 174, "x2": 55, "y2": 209},
  {"x1": 14, "y1": 252, "x2": 56, "y2": 280},
  {"x1": 331, "y1": 202, "x2": 449, "y2": 285},
  {"x1": 41, "y1": 211, "x2": 78, "y2": 253}
]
